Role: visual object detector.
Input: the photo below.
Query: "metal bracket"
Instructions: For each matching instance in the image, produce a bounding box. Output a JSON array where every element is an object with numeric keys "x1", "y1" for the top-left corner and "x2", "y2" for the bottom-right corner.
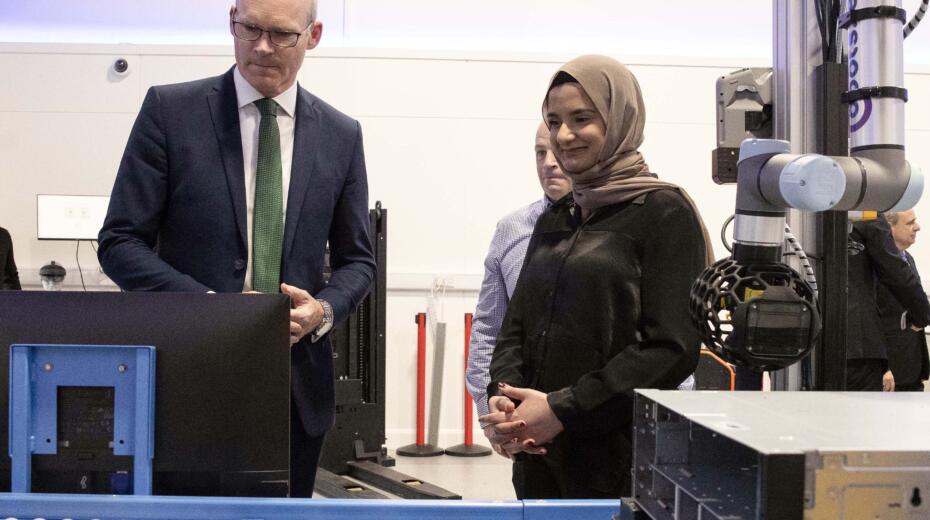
[
  {"x1": 838, "y1": 6, "x2": 907, "y2": 29},
  {"x1": 841, "y1": 86, "x2": 909, "y2": 104},
  {"x1": 9, "y1": 344, "x2": 155, "y2": 494}
]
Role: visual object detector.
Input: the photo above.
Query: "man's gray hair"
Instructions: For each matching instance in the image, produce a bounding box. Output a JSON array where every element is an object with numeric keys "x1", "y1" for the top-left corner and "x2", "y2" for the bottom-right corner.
[
  {"x1": 235, "y1": 0, "x2": 317, "y2": 25},
  {"x1": 885, "y1": 211, "x2": 901, "y2": 225}
]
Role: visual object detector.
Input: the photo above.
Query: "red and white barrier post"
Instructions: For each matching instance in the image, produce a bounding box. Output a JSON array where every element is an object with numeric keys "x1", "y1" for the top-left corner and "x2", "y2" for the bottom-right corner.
[
  {"x1": 396, "y1": 312, "x2": 443, "y2": 457},
  {"x1": 445, "y1": 313, "x2": 491, "y2": 457}
]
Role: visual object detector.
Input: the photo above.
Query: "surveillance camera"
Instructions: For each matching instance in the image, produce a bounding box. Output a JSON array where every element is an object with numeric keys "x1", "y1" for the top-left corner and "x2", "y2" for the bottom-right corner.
[{"x1": 113, "y1": 58, "x2": 129, "y2": 75}]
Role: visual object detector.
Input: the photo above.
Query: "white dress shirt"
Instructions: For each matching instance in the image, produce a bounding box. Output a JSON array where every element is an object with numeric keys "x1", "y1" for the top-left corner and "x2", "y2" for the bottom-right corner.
[{"x1": 234, "y1": 67, "x2": 298, "y2": 292}]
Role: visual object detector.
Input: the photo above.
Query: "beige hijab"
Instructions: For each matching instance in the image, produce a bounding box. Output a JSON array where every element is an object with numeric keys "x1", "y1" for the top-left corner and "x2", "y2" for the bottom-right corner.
[{"x1": 543, "y1": 55, "x2": 714, "y2": 265}]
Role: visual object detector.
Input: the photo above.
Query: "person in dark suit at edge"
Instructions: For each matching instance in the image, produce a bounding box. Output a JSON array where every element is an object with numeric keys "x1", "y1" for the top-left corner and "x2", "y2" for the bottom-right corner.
[
  {"x1": 97, "y1": 0, "x2": 375, "y2": 497},
  {"x1": 878, "y1": 209, "x2": 929, "y2": 391},
  {"x1": 846, "y1": 214, "x2": 929, "y2": 391},
  {"x1": 0, "y1": 226, "x2": 22, "y2": 290}
]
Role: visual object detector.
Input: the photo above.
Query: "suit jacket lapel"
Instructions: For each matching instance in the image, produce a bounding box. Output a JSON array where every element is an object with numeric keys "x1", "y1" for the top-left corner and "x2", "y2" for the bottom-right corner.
[
  {"x1": 906, "y1": 251, "x2": 920, "y2": 281},
  {"x1": 208, "y1": 69, "x2": 248, "y2": 252},
  {"x1": 284, "y1": 87, "x2": 318, "y2": 259}
]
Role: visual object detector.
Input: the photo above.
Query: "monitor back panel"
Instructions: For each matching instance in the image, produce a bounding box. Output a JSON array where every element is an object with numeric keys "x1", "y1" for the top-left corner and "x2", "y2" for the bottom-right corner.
[{"x1": 0, "y1": 291, "x2": 290, "y2": 495}]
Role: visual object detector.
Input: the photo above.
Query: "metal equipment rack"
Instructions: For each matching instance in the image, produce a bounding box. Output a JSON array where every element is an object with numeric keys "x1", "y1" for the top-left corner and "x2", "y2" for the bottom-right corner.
[{"x1": 628, "y1": 389, "x2": 930, "y2": 519}]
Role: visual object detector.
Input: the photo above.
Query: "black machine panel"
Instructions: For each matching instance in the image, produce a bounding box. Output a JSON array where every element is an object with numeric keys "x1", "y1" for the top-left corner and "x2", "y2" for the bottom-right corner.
[
  {"x1": 0, "y1": 292, "x2": 291, "y2": 496},
  {"x1": 320, "y1": 204, "x2": 389, "y2": 473},
  {"x1": 57, "y1": 386, "x2": 116, "y2": 454}
]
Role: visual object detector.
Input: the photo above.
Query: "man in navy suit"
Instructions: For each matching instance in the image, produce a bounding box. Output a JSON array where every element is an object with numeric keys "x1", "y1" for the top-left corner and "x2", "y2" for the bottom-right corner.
[
  {"x1": 847, "y1": 215, "x2": 929, "y2": 391},
  {"x1": 98, "y1": 0, "x2": 375, "y2": 497},
  {"x1": 879, "y1": 209, "x2": 929, "y2": 392}
]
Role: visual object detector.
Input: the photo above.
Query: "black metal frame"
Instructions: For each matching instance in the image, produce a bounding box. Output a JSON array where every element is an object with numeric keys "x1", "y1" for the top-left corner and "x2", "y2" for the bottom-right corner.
[
  {"x1": 315, "y1": 204, "x2": 461, "y2": 500},
  {"x1": 813, "y1": 62, "x2": 850, "y2": 390},
  {"x1": 319, "y1": 203, "x2": 391, "y2": 474}
]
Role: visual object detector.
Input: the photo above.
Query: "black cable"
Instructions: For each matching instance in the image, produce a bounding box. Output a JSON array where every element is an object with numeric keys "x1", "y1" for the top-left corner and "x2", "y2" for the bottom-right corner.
[
  {"x1": 815, "y1": 0, "x2": 828, "y2": 61},
  {"x1": 905, "y1": 0, "x2": 929, "y2": 38},
  {"x1": 89, "y1": 240, "x2": 103, "y2": 288},
  {"x1": 832, "y1": 0, "x2": 841, "y2": 62},
  {"x1": 75, "y1": 240, "x2": 87, "y2": 291},
  {"x1": 720, "y1": 214, "x2": 735, "y2": 253},
  {"x1": 833, "y1": 0, "x2": 846, "y2": 63},
  {"x1": 815, "y1": 0, "x2": 825, "y2": 42},
  {"x1": 822, "y1": 0, "x2": 832, "y2": 61},
  {"x1": 783, "y1": 223, "x2": 818, "y2": 390},
  {"x1": 816, "y1": 0, "x2": 840, "y2": 63},
  {"x1": 801, "y1": 355, "x2": 814, "y2": 390},
  {"x1": 785, "y1": 225, "x2": 818, "y2": 297},
  {"x1": 832, "y1": 1, "x2": 839, "y2": 61}
]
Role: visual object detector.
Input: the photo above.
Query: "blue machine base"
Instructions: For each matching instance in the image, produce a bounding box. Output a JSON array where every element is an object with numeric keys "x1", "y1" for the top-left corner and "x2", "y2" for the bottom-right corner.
[{"x1": 0, "y1": 493, "x2": 621, "y2": 520}]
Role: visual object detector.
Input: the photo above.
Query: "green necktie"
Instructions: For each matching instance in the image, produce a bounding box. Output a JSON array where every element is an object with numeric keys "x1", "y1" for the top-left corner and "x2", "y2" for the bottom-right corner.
[{"x1": 252, "y1": 97, "x2": 284, "y2": 293}]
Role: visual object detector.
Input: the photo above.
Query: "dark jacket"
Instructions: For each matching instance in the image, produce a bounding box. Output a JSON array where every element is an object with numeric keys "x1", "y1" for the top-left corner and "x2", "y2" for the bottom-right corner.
[
  {"x1": 0, "y1": 227, "x2": 21, "y2": 290},
  {"x1": 847, "y1": 217, "x2": 929, "y2": 364},
  {"x1": 488, "y1": 190, "x2": 704, "y2": 438},
  {"x1": 876, "y1": 250, "x2": 930, "y2": 386},
  {"x1": 97, "y1": 69, "x2": 375, "y2": 437}
]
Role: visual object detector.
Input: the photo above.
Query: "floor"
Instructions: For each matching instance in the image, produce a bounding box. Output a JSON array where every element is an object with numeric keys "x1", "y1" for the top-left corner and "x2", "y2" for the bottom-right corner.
[
  {"x1": 391, "y1": 448, "x2": 516, "y2": 500},
  {"x1": 319, "y1": 447, "x2": 517, "y2": 500}
]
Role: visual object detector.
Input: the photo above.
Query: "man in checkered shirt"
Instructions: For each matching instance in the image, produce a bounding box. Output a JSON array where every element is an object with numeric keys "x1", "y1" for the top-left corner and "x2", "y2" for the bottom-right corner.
[{"x1": 466, "y1": 122, "x2": 570, "y2": 467}]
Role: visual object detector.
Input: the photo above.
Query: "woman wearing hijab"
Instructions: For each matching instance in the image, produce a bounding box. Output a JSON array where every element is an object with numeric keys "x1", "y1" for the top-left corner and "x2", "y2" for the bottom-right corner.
[{"x1": 482, "y1": 55, "x2": 713, "y2": 498}]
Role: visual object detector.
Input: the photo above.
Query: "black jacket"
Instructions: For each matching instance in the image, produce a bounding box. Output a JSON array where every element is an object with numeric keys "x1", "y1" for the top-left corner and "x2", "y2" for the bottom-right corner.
[
  {"x1": 488, "y1": 190, "x2": 704, "y2": 438},
  {"x1": 876, "y1": 251, "x2": 930, "y2": 386},
  {"x1": 0, "y1": 227, "x2": 21, "y2": 290},
  {"x1": 847, "y1": 217, "x2": 929, "y2": 364}
]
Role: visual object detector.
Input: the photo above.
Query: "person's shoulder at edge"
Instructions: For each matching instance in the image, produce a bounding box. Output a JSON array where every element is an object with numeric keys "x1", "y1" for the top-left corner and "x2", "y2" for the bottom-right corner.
[
  {"x1": 523, "y1": 193, "x2": 575, "y2": 235},
  {"x1": 853, "y1": 214, "x2": 891, "y2": 235},
  {"x1": 151, "y1": 71, "x2": 229, "y2": 99},
  {"x1": 636, "y1": 187, "x2": 701, "y2": 224},
  {"x1": 643, "y1": 186, "x2": 691, "y2": 207},
  {"x1": 137, "y1": 71, "x2": 232, "y2": 121},
  {"x1": 586, "y1": 187, "x2": 691, "y2": 223},
  {"x1": 495, "y1": 197, "x2": 549, "y2": 231},
  {"x1": 296, "y1": 86, "x2": 360, "y2": 132}
]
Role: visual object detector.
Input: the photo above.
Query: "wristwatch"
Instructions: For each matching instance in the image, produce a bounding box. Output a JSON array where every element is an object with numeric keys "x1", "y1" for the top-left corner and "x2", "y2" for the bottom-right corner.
[{"x1": 312, "y1": 299, "x2": 334, "y2": 341}]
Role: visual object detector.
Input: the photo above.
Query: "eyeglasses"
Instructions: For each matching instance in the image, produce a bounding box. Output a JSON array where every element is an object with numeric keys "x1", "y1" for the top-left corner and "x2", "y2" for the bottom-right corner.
[{"x1": 231, "y1": 20, "x2": 312, "y2": 48}]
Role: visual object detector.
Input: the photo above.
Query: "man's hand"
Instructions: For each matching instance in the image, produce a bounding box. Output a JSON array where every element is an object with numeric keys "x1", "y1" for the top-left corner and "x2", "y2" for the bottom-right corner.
[
  {"x1": 481, "y1": 423, "x2": 511, "y2": 459},
  {"x1": 281, "y1": 283, "x2": 324, "y2": 344},
  {"x1": 480, "y1": 396, "x2": 516, "y2": 457},
  {"x1": 883, "y1": 370, "x2": 895, "y2": 392}
]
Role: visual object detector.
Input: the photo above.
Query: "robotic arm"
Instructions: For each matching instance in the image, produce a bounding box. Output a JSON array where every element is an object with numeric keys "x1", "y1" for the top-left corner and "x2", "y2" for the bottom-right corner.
[{"x1": 692, "y1": 0, "x2": 924, "y2": 372}]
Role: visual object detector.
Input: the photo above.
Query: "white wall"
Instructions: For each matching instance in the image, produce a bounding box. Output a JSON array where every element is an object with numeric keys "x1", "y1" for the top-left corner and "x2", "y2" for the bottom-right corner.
[
  {"x1": 5, "y1": 1, "x2": 930, "y2": 64},
  {"x1": 0, "y1": 1, "x2": 778, "y2": 56},
  {"x1": 0, "y1": 44, "x2": 745, "y2": 448},
  {"x1": 2, "y1": 0, "x2": 930, "y2": 449},
  {"x1": 5, "y1": 43, "x2": 930, "y2": 448}
]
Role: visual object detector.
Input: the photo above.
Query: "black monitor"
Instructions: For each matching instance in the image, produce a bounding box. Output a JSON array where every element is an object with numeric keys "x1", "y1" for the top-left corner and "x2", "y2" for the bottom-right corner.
[{"x1": 0, "y1": 291, "x2": 291, "y2": 496}]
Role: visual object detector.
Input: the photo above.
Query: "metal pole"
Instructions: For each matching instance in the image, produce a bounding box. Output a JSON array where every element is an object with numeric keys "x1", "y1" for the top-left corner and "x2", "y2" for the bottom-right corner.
[
  {"x1": 463, "y1": 314, "x2": 473, "y2": 446},
  {"x1": 772, "y1": 0, "x2": 846, "y2": 390},
  {"x1": 426, "y1": 322, "x2": 446, "y2": 449}
]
